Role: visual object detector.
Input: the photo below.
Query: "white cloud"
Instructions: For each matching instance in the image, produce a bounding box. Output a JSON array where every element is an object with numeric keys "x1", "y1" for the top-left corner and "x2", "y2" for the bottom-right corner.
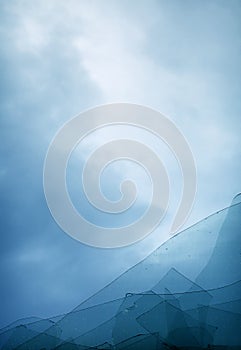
[{"x1": 2, "y1": 0, "x2": 241, "y2": 236}]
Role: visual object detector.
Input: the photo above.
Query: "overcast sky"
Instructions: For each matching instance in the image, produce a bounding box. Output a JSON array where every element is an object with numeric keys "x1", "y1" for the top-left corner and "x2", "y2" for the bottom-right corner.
[{"x1": 0, "y1": 0, "x2": 241, "y2": 328}]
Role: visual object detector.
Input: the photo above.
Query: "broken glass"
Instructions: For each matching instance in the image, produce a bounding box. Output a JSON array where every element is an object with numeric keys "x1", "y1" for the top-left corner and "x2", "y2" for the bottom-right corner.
[{"x1": 0, "y1": 195, "x2": 240, "y2": 349}]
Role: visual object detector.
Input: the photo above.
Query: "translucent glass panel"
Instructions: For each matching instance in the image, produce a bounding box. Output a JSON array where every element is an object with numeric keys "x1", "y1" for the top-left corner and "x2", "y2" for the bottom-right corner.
[{"x1": 0, "y1": 196, "x2": 240, "y2": 349}]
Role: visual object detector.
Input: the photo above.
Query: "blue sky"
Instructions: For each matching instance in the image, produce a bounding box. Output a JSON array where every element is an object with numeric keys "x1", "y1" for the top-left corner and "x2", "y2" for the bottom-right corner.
[{"x1": 0, "y1": 0, "x2": 241, "y2": 327}]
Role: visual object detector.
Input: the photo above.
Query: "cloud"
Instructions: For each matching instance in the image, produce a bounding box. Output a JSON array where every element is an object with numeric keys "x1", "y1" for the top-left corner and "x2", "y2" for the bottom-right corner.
[{"x1": 0, "y1": 0, "x2": 240, "y2": 328}]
